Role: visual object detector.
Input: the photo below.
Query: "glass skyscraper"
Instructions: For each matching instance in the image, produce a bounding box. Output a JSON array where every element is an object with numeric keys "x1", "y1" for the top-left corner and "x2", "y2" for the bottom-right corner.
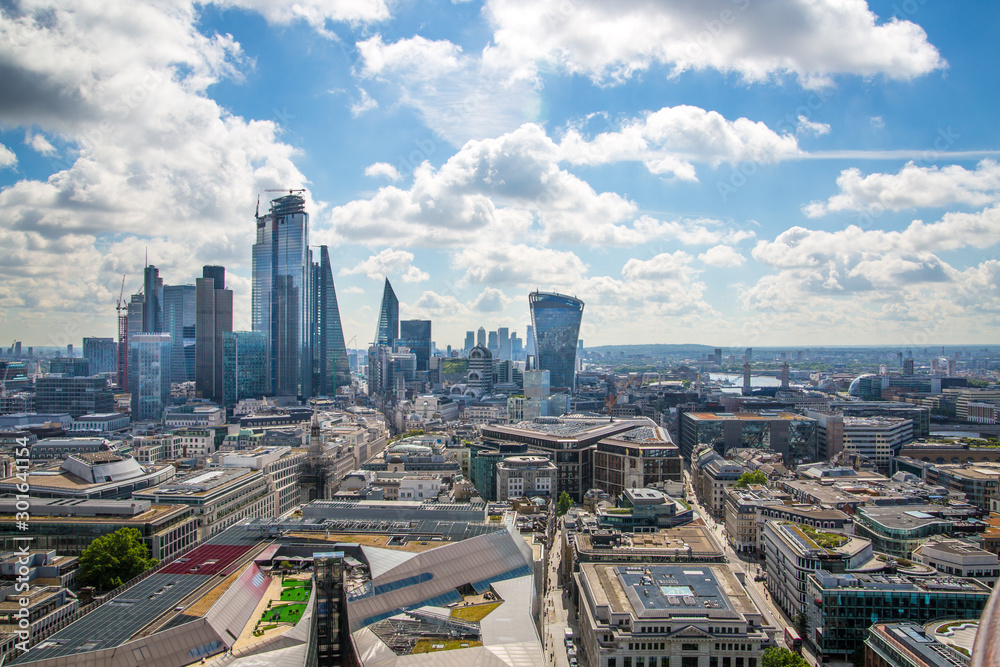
[
  {"x1": 312, "y1": 246, "x2": 351, "y2": 395},
  {"x1": 142, "y1": 265, "x2": 163, "y2": 334},
  {"x1": 374, "y1": 278, "x2": 398, "y2": 347},
  {"x1": 82, "y1": 337, "x2": 116, "y2": 376},
  {"x1": 529, "y1": 291, "x2": 584, "y2": 391},
  {"x1": 129, "y1": 333, "x2": 171, "y2": 421},
  {"x1": 399, "y1": 320, "x2": 431, "y2": 371},
  {"x1": 252, "y1": 194, "x2": 312, "y2": 397},
  {"x1": 223, "y1": 331, "x2": 267, "y2": 406},
  {"x1": 163, "y1": 284, "x2": 196, "y2": 384},
  {"x1": 196, "y1": 266, "x2": 233, "y2": 404}
]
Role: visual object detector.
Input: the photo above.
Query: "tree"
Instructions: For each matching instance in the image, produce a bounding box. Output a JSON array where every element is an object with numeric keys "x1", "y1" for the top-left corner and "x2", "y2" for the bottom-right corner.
[
  {"x1": 761, "y1": 647, "x2": 808, "y2": 667},
  {"x1": 793, "y1": 610, "x2": 809, "y2": 641},
  {"x1": 79, "y1": 527, "x2": 157, "y2": 590},
  {"x1": 557, "y1": 491, "x2": 573, "y2": 515},
  {"x1": 734, "y1": 470, "x2": 768, "y2": 488}
]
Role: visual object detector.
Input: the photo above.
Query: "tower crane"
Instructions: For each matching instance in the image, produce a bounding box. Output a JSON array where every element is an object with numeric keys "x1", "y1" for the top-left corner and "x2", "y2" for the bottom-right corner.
[{"x1": 115, "y1": 275, "x2": 128, "y2": 390}]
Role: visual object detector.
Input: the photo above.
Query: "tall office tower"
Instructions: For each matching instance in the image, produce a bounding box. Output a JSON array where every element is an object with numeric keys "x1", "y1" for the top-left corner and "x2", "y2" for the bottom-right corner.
[
  {"x1": 903, "y1": 358, "x2": 914, "y2": 375},
  {"x1": 223, "y1": 331, "x2": 267, "y2": 406},
  {"x1": 399, "y1": 320, "x2": 432, "y2": 371},
  {"x1": 528, "y1": 291, "x2": 584, "y2": 391},
  {"x1": 196, "y1": 266, "x2": 233, "y2": 404},
  {"x1": 510, "y1": 332, "x2": 522, "y2": 360},
  {"x1": 947, "y1": 358, "x2": 957, "y2": 377},
  {"x1": 524, "y1": 325, "x2": 535, "y2": 359},
  {"x1": 467, "y1": 345, "x2": 494, "y2": 395},
  {"x1": 742, "y1": 359, "x2": 752, "y2": 395},
  {"x1": 82, "y1": 337, "x2": 116, "y2": 376},
  {"x1": 476, "y1": 326, "x2": 486, "y2": 348},
  {"x1": 744, "y1": 347, "x2": 752, "y2": 363},
  {"x1": 122, "y1": 293, "x2": 144, "y2": 391},
  {"x1": 129, "y1": 333, "x2": 172, "y2": 421},
  {"x1": 497, "y1": 327, "x2": 510, "y2": 360},
  {"x1": 66, "y1": 344, "x2": 73, "y2": 357},
  {"x1": 312, "y1": 246, "x2": 351, "y2": 395},
  {"x1": 253, "y1": 194, "x2": 313, "y2": 397},
  {"x1": 374, "y1": 278, "x2": 399, "y2": 347},
  {"x1": 142, "y1": 265, "x2": 164, "y2": 333},
  {"x1": 50, "y1": 357, "x2": 90, "y2": 376},
  {"x1": 781, "y1": 362, "x2": 790, "y2": 389},
  {"x1": 487, "y1": 330, "x2": 499, "y2": 356},
  {"x1": 464, "y1": 331, "x2": 474, "y2": 353},
  {"x1": 714, "y1": 348, "x2": 723, "y2": 365},
  {"x1": 163, "y1": 284, "x2": 196, "y2": 383}
]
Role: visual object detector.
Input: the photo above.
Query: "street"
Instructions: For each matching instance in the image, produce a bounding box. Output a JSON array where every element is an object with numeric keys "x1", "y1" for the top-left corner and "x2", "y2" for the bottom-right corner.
[{"x1": 541, "y1": 521, "x2": 575, "y2": 667}]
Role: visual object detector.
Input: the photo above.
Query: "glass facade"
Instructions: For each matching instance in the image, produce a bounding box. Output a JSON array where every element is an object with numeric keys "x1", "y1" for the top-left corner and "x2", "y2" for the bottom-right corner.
[
  {"x1": 312, "y1": 246, "x2": 351, "y2": 394},
  {"x1": 195, "y1": 267, "x2": 233, "y2": 404},
  {"x1": 129, "y1": 333, "x2": 172, "y2": 421},
  {"x1": 252, "y1": 194, "x2": 312, "y2": 397},
  {"x1": 82, "y1": 337, "x2": 117, "y2": 376},
  {"x1": 398, "y1": 320, "x2": 431, "y2": 371},
  {"x1": 375, "y1": 278, "x2": 399, "y2": 347},
  {"x1": 529, "y1": 291, "x2": 584, "y2": 391},
  {"x1": 223, "y1": 331, "x2": 267, "y2": 406},
  {"x1": 163, "y1": 284, "x2": 196, "y2": 383}
]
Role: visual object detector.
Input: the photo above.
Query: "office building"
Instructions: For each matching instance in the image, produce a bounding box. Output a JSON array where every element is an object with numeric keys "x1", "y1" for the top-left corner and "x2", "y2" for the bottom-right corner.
[
  {"x1": 374, "y1": 277, "x2": 398, "y2": 347},
  {"x1": 35, "y1": 375, "x2": 114, "y2": 418},
  {"x1": 398, "y1": 319, "x2": 431, "y2": 372},
  {"x1": 865, "y1": 623, "x2": 970, "y2": 667},
  {"x1": 577, "y1": 563, "x2": 768, "y2": 667},
  {"x1": 680, "y1": 412, "x2": 818, "y2": 463},
  {"x1": 81, "y1": 337, "x2": 116, "y2": 376},
  {"x1": 223, "y1": 330, "x2": 267, "y2": 406},
  {"x1": 476, "y1": 326, "x2": 486, "y2": 348},
  {"x1": 529, "y1": 290, "x2": 583, "y2": 391},
  {"x1": 911, "y1": 538, "x2": 1000, "y2": 586},
  {"x1": 312, "y1": 246, "x2": 351, "y2": 395},
  {"x1": 252, "y1": 193, "x2": 313, "y2": 397},
  {"x1": 129, "y1": 333, "x2": 172, "y2": 421},
  {"x1": 524, "y1": 324, "x2": 534, "y2": 359},
  {"x1": 48, "y1": 357, "x2": 89, "y2": 377},
  {"x1": 592, "y1": 425, "x2": 683, "y2": 499},
  {"x1": 196, "y1": 265, "x2": 233, "y2": 403},
  {"x1": 142, "y1": 264, "x2": 163, "y2": 334},
  {"x1": 510, "y1": 332, "x2": 522, "y2": 360},
  {"x1": 807, "y1": 570, "x2": 990, "y2": 658},
  {"x1": 464, "y1": 330, "x2": 474, "y2": 352},
  {"x1": 466, "y1": 344, "x2": 494, "y2": 396},
  {"x1": 494, "y1": 454, "x2": 556, "y2": 501},
  {"x1": 854, "y1": 506, "x2": 956, "y2": 557},
  {"x1": 162, "y1": 283, "x2": 196, "y2": 384}
]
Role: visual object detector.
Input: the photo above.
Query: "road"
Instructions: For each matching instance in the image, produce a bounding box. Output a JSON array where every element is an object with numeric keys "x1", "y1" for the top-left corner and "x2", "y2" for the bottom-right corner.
[
  {"x1": 541, "y1": 521, "x2": 575, "y2": 667},
  {"x1": 683, "y1": 471, "x2": 827, "y2": 667}
]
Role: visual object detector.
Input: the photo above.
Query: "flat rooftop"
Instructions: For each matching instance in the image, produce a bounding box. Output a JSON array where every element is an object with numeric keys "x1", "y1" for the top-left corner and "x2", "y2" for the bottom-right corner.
[
  {"x1": 686, "y1": 412, "x2": 810, "y2": 421},
  {"x1": 859, "y1": 506, "x2": 953, "y2": 530}
]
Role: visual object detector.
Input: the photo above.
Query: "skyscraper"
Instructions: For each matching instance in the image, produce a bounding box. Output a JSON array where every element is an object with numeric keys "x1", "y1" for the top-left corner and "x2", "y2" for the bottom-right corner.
[
  {"x1": 524, "y1": 325, "x2": 535, "y2": 359},
  {"x1": 312, "y1": 246, "x2": 351, "y2": 395},
  {"x1": 82, "y1": 337, "x2": 116, "y2": 376},
  {"x1": 163, "y1": 284, "x2": 196, "y2": 383},
  {"x1": 476, "y1": 327, "x2": 486, "y2": 348},
  {"x1": 487, "y1": 330, "x2": 498, "y2": 356},
  {"x1": 223, "y1": 331, "x2": 267, "y2": 406},
  {"x1": 196, "y1": 265, "x2": 233, "y2": 403},
  {"x1": 374, "y1": 278, "x2": 399, "y2": 347},
  {"x1": 253, "y1": 194, "x2": 313, "y2": 397},
  {"x1": 142, "y1": 265, "x2": 163, "y2": 333},
  {"x1": 497, "y1": 326, "x2": 509, "y2": 360},
  {"x1": 464, "y1": 331, "x2": 474, "y2": 353},
  {"x1": 528, "y1": 291, "x2": 584, "y2": 391},
  {"x1": 399, "y1": 320, "x2": 432, "y2": 371},
  {"x1": 129, "y1": 333, "x2": 171, "y2": 421}
]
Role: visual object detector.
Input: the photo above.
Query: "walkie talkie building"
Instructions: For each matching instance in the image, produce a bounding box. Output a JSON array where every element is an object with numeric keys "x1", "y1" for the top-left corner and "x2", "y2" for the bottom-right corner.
[{"x1": 528, "y1": 290, "x2": 584, "y2": 391}]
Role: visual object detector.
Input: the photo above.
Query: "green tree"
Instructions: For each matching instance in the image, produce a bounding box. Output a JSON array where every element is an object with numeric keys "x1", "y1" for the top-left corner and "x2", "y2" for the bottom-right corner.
[
  {"x1": 734, "y1": 470, "x2": 768, "y2": 488},
  {"x1": 557, "y1": 491, "x2": 573, "y2": 515},
  {"x1": 794, "y1": 611, "x2": 809, "y2": 641},
  {"x1": 79, "y1": 527, "x2": 157, "y2": 590},
  {"x1": 761, "y1": 647, "x2": 808, "y2": 667}
]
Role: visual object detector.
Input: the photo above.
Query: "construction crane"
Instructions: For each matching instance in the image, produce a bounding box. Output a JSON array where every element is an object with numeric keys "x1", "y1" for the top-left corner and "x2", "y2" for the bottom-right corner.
[
  {"x1": 115, "y1": 275, "x2": 128, "y2": 390},
  {"x1": 604, "y1": 373, "x2": 640, "y2": 413}
]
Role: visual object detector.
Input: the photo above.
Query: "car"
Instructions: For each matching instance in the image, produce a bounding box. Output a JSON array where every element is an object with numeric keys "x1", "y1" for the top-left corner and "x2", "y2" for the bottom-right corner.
[{"x1": 569, "y1": 659, "x2": 579, "y2": 667}]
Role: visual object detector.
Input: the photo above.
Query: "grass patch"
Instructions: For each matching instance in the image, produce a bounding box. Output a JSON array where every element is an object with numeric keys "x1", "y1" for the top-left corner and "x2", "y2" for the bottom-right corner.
[
  {"x1": 280, "y1": 585, "x2": 312, "y2": 601},
  {"x1": 261, "y1": 603, "x2": 306, "y2": 624},
  {"x1": 798, "y1": 524, "x2": 848, "y2": 549},
  {"x1": 450, "y1": 602, "x2": 501, "y2": 622},
  {"x1": 281, "y1": 580, "x2": 309, "y2": 588},
  {"x1": 412, "y1": 639, "x2": 483, "y2": 654}
]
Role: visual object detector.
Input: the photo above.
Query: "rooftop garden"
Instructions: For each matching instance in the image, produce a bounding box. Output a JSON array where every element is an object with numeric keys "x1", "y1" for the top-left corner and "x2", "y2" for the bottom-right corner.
[
  {"x1": 451, "y1": 602, "x2": 501, "y2": 622},
  {"x1": 413, "y1": 639, "x2": 483, "y2": 654},
  {"x1": 797, "y1": 524, "x2": 849, "y2": 549}
]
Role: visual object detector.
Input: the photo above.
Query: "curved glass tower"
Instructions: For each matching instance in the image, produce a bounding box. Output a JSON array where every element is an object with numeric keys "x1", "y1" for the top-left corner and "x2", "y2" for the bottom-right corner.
[{"x1": 529, "y1": 291, "x2": 584, "y2": 391}]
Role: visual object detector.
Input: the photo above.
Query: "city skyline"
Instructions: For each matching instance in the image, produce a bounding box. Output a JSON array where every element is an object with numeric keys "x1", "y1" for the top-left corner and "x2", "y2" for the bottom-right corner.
[{"x1": 2, "y1": 2, "x2": 1000, "y2": 349}]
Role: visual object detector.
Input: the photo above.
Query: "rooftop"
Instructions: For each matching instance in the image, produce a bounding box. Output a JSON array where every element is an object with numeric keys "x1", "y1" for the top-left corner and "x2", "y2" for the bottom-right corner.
[{"x1": 686, "y1": 412, "x2": 811, "y2": 421}]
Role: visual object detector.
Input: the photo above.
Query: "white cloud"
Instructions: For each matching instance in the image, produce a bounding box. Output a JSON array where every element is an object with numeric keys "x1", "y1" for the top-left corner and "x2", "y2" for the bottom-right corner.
[
  {"x1": 215, "y1": 0, "x2": 390, "y2": 34},
  {"x1": 558, "y1": 105, "x2": 802, "y2": 181},
  {"x1": 364, "y1": 162, "x2": 402, "y2": 181},
  {"x1": 699, "y1": 245, "x2": 746, "y2": 267},
  {"x1": 350, "y1": 88, "x2": 379, "y2": 117},
  {"x1": 0, "y1": 0, "x2": 307, "y2": 337},
  {"x1": 621, "y1": 251, "x2": 694, "y2": 281},
  {"x1": 804, "y1": 160, "x2": 1000, "y2": 217},
  {"x1": 870, "y1": 115, "x2": 885, "y2": 129},
  {"x1": 453, "y1": 243, "x2": 588, "y2": 288},
  {"x1": 469, "y1": 287, "x2": 510, "y2": 312},
  {"x1": 340, "y1": 248, "x2": 429, "y2": 283},
  {"x1": 483, "y1": 0, "x2": 945, "y2": 88},
  {"x1": 0, "y1": 144, "x2": 15, "y2": 169},
  {"x1": 412, "y1": 290, "x2": 466, "y2": 316},
  {"x1": 355, "y1": 34, "x2": 540, "y2": 145},
  {"x1": 24, "y1": 132, "x2": 57, "y2": 155},
  {"x1": 796, "y1": 115, "x2": 830, "y2": 137}
]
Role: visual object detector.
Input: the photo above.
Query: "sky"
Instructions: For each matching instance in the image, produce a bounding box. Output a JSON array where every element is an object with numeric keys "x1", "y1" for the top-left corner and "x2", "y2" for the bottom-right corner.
[{"x1": 1, "y1": 0, "x2": 1000, "y2": 352}]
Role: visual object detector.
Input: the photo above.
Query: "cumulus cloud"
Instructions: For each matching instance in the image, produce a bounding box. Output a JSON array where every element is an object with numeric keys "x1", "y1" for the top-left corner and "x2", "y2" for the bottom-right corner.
[
  {"x1": 621, "y1": 251, "x2": 694, "y2": 281},
  {"x1": 699, "y1": 245, "x2": 746, "y2": 267},
  {"x1": 453, "y1": 243, "x2": 588, "y2": 288},
  {"x1": 482, "y1": 0, "x2": 945, "y2": 88},
  {"x1": 0, "y1": 0, "x2": 308, "y2": 338},
  {"x1": 355, "y1": 34, "x2": 540, "y2": 145},
  {"x1": 804, "y1": 160, "x2": 1000, "y2": 217},
  {"x1": 215, "y1": 0, "x2": 390, "y2": 35},
  {"x1": 350, "y1": 88, "x2": 379, "y2": 117},
  {"x1": 0, "y1": 144, "x2": 15, "y2": 169},
  {"x1": 796, "y1": 115, "x2": 831, "y2": 137},
  {"x1": 364, "y1": 162, "x2": 402, "y2": 181},
  {"x1": 469, "y1": 287, "x2": 510, "y2": 312},
  {"x1": 340, "y1": 249, "x2": 429, "y2": 283},
  {"x1": 559, "y1": 105, "x2": 801, "y2": 181},
  {"x1": 24, "y1": 132, "x2": 56, "y2": 155}
]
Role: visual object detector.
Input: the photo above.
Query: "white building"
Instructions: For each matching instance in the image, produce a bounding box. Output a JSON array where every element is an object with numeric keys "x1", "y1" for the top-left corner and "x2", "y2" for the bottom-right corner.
[
  {"x1": 495, "y1": 454, "x2": 557, "y2": 501},
  {"x1": 162, "y1": 405, "x2": 225, "y2": 428},
  {"x1": 912, "y1": 538, "x2": 1000, "y2": 586}
]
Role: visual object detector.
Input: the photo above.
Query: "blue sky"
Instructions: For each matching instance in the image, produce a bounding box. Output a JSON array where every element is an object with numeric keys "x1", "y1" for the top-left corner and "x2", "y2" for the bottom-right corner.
[{"x1": 1, "y1": 0, "x2": 999, "y2": 351}]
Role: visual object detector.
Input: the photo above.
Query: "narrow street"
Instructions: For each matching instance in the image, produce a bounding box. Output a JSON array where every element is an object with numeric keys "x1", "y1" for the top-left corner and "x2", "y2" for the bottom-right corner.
[{"x1": 542, "y1": 521, "x2": 575, "y2": 667}]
